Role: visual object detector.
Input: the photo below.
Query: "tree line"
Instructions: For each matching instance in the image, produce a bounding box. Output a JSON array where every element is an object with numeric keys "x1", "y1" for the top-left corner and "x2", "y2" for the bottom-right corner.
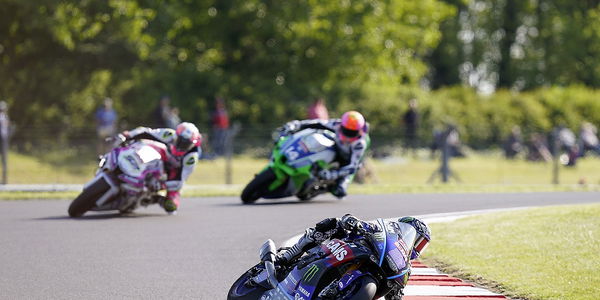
[{"x1": 1, "y1": 0, "x2": 599, "y2": 148}]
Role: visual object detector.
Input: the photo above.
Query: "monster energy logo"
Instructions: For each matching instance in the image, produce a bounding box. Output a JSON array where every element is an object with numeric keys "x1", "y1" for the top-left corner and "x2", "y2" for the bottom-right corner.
[{"x1": 302, "y1": 264, "x2": 319, "y2": 282}]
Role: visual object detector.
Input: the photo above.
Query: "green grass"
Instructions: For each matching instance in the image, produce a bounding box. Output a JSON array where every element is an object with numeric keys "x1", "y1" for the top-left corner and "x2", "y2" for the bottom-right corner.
[
  {"x1": 2, "y1": 150, "x2": 600, "y2": 199},
  {"x1": 8, "y1": 150, "x2": 600, "y2": 185},
  {"x1": 421, "y1": 203, "x2": 600, "y2": 300}
]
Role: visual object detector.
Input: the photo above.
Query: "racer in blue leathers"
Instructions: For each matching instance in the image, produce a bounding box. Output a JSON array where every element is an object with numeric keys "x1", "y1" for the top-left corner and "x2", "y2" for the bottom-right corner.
[{"x1": 276, "y1": 214, "x2": 431, "y2": 299}]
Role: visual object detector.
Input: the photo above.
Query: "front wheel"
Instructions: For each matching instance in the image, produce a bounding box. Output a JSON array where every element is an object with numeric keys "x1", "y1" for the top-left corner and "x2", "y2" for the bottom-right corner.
[
  {"x1": 337, "y1": 275, "x2": 378, "y2": 300},
  {"x1": 68, "y1": 177, "x2": 111, "y2": 217},
  {"x1": 227, "y1": 263, "x2": 269, "y2": 300},
  {"x1": 241, "y1": 168, "x2": 276, "y2": 204}
]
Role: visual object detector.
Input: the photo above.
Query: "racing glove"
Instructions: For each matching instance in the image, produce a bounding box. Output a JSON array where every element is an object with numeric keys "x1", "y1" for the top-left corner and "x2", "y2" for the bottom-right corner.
[
  {"x1": 110, "y1": 132, "x2": 129, "y2": 148},
  {"x1": 282, "y1": 120, "x2": 300, "y2": 135}
]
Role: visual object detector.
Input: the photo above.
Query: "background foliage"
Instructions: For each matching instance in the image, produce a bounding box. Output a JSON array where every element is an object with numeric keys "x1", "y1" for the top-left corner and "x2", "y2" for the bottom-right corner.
[{"x1": 1, "y1": 0, "x2": 599, "y2": 151}]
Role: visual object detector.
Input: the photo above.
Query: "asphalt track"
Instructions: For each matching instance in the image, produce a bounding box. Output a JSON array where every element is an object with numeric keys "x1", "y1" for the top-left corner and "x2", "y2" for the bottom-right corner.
[{"x1": 1, "y1": 192, "x2": 599, "y2": 299}]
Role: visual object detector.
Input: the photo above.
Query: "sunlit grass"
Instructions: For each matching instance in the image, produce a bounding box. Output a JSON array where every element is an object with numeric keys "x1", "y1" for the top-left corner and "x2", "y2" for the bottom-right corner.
[
  {"x1": 422, "y1": 203, "x2": 600, "y2": 300},
  {"x1": 2, "y1": 150, "x2": 600, "y2": 198}
]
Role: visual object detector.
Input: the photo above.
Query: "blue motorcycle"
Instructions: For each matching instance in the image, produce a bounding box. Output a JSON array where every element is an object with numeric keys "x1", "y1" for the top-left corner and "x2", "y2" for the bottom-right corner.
[{"x1": 228, "y1": 218, "x2": 419, "y2": 300}]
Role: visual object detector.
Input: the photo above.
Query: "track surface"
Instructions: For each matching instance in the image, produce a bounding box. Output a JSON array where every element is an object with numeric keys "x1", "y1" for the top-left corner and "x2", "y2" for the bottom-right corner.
[{"x1": 1, "y1": 192, "x2": 599, "y2": 299}]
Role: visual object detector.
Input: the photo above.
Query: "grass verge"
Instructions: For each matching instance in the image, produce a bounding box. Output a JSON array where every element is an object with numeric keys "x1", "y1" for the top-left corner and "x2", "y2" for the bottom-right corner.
[
  {"x1": 421, "y1": 203, "x2": 600, "y2": 300},
  {"x1": 1, "y1": 183, "x2": 599, "y2": 200}
]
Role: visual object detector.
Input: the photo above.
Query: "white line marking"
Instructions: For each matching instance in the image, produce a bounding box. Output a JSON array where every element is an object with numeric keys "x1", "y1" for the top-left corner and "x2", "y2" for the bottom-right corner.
[{"x1": 411, "y1": 268, "x2": 446, "y2": 276}]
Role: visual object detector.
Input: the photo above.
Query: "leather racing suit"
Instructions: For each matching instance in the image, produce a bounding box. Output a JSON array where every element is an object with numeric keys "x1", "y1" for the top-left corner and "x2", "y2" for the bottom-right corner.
[
  {"x1": 277, "y1": 214, "x2": 411, "y2": 299},
  {"x1": 120, "y1": 127, "x2": 201, "y2": 212},
  {"x1": 282, "y1": 119, "x2": 370, "y2": 198}
]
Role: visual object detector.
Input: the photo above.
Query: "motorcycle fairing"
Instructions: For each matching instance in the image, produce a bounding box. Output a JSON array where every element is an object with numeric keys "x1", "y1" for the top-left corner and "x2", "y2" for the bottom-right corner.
[
  {"x1": 117, "y1": 142, "x2": 165, "y2": 179},
  {"x1": 337, "y1": 269, "x2": 368, "y2": 291},
  {"x1": 88, "y1": 140, "x2": 167, "y2": 213},
  {"x1": 371, "y1": 218, "x2": 415, "y2": 285},
  {"x1": 268, "y1": 129, "x2": 336, "y2": 192},
  {"x1": 272, "y1": 239, "x2": 372, "y2": 299}
]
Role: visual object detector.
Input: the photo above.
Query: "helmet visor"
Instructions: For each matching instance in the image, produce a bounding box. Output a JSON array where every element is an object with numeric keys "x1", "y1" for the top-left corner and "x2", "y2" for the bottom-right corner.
[
  {"x1": 340, "y1": 126, "x2": 360, "y2": 138},
  {"x1": 175, "y1": 137, "x2": 194, "y2": 153},
  {"x1": 413, "y1": 236, "x2": 430, "y2": 256}
]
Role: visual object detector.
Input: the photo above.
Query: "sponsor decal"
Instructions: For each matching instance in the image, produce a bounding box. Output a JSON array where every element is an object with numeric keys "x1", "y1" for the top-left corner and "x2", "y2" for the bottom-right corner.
[
  {"x1": 325, "y1": 240, "x2": 348, "y2": 261},
  {"x1": 185, "y1": 156, "x2": 196, "y2": 165},
  {"x1": 125, "y1": 155, "x2": 140, "y2": 170},
  {"x1": 284, "y1": 147, "x2": 300, "y2": 160},
  {"x1": 303, "y1": 264, "x2": 319, "y2": 282},
  {"x1": 395, "y1": 240, "x2": 409, "y2": 259},
  {"x1": 299, "y1": 141, "x2": 309, "y2": 153},
  {"x1": 373, "y1": 232, "x2": 385, "y2": 242},
  {"x1": 297, "y1": 286, "x2": 310, "y2": 297},
  {"x1": 163, "y1": 130, "x2": 174, "y2": 138}
]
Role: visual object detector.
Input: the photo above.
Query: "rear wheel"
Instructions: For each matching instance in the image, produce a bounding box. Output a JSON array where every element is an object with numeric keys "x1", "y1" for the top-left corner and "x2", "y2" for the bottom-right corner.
[
  {"x1": 68, "y1": 177, "x2": 111, "y2": 217},
  {"x1": 241, "y1": 168, "x2": 276, "y2": 204}
]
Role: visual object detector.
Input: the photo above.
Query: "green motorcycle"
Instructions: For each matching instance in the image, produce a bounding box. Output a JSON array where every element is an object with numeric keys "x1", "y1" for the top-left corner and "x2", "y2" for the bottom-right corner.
[{"x1": 241, "y1": 128, "x2": 339, "y2": 204}]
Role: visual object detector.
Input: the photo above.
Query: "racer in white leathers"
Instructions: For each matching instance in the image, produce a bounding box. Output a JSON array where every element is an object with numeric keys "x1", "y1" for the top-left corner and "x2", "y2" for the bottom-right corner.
[
  {"x1": 280, "y1": 111, "x2": 370, "y2": 198},
  {"x1": 116, "y1": 122, "x2": 202, "y2": 213}
]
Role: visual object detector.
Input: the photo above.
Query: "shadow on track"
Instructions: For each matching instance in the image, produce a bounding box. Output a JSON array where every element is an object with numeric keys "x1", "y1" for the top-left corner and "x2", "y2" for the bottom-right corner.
[
  {"x1": 216, "y1": 198, "x2": 340, "y2": 207},
  {"x1": 33, "y1": 212, "x2": 169, "y2": 221}
]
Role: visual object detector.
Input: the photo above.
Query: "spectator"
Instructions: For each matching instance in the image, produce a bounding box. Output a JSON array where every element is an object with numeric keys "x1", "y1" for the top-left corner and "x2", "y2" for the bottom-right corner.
[
  {"x1": 526, "y1": 132, "x2": 552, "y2": 162},
  {"x1": 555, "y1": 125, "x2": 578, "y2": 166},
  {"x1": 211, "y1": 97, "x2": 230, "y2": 156},
  {"x1": 445, "y1": 124, "x2": 465, "y2": 157},
  {"x1": 430, "y1": 124, "x2": 465, "y2": 158},
  {"x1": 0, "y1": 101, "x2": 9, "y2": 184},
  {"x1": 503, "y1": 125, "x2": 523, "y2": 159},
  {"x1": 166, "y1": 107, "x2": 181, "y2": 129},
  {"x1": 578, "y1": 122, "x2": 600, "y2": 156},
  {"x1": 402, "y1": 98, "x2": 419, "y2": 155},
  {"x1": 152, "y1": 95, "x2": 171, "y2": 127},
  {"x1": 307, "y1": 97, "x2": 329, "y2": 120},
  {"x1": 95, "y1": 97, "x2": 118, "y2": 154}
]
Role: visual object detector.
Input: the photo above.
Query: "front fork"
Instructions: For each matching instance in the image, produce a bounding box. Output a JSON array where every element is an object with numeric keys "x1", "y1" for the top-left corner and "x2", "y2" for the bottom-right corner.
[{"x1": 85, "y1": 171, "x2": 120, "y2": 209}]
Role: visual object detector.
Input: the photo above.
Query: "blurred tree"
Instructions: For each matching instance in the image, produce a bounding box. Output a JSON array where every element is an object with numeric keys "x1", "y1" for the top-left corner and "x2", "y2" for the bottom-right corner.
[
  {"x1": 0, "y1": 0, "x2": 154, "y2": 145},
  {"x1": 429, "y1": 0, "x2": 600, "y2": 91}
]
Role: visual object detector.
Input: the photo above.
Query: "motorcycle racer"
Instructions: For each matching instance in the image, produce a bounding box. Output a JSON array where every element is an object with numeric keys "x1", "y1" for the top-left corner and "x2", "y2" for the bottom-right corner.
[
  {"x1": 277, "y1": 214, "x2": 431, "y2": 299},
  {"x1": 115, "y1": 122, "x2": 202, "y2": 214},
  {"x1": 279, "y1": 111, "x2": 370, "y2": 198}
]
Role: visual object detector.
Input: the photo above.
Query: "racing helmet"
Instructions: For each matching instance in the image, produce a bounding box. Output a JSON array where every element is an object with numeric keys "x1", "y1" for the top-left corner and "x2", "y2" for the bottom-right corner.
[
  {"x1": 398, "y1": 216, "x2": 431, "y2": 260},
  {"x1": 171, "y1": 122, "x2": 201, "y2": 156},
  {"x1": 337, "y1": 111, "x2": 366, "y2": 144}
]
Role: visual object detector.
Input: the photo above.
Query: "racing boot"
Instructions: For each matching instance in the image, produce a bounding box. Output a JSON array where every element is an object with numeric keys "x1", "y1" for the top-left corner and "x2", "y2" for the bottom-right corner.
[{"x1": 159, "y1": 192, "x2": 179, "y2": 215}]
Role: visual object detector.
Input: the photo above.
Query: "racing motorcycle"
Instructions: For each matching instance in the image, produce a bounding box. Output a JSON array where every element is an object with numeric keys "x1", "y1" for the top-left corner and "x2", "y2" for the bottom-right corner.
[
  {"x1": 241, "y1": 128, "x2": 339, "y2": 204},
  {"x1": 68, "y1": 139, "x2": 169, "y2": 217},
  {"x1": 228, "y1": 218, "x2": 419, "y2": 300}
]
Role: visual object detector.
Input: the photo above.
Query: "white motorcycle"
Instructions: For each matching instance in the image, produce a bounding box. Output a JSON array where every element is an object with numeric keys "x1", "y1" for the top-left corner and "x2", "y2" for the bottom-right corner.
[{"x1": 68, "y1": 139, "x2": 169, "y2": 217}]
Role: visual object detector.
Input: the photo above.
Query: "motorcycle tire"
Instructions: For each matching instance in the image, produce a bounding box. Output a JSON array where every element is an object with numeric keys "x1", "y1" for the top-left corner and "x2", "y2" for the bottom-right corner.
[
  {"x1": 68, "y1": 177, "x2": 111, "y2": 217},
  {"x1": 241, "y1": 168, "x2": 276, "y2": 204},
  {"x1": 338, "y1": 275, "x2": 378, "y2": 300},
  {"x1": 227, "y1": 263, "x2": 269, "y2": 300}
]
